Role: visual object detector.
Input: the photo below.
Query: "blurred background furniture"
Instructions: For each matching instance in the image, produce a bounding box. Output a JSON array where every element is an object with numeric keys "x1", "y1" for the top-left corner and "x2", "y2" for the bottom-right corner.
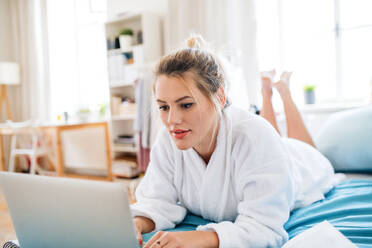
[
  {"x1": 7, "y1": 120, "x2": 51, "y2": 175},
  {"x1": 0, "y1": 121, "x2": 112, "y2": 181},
  {"x1": 105, "y1": 12, "x2": 162, "y2": 175},
  {"x1": 52, "y1": 122, "x2": 113, "y2": 181},
  {"x1": 0, "y1": 62, "x2": 20, "y2": 120}
]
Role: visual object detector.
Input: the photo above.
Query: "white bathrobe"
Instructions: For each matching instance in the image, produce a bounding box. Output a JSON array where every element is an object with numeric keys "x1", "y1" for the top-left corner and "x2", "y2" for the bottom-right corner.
[{"x1": 131, "y1": 106, "x2": 339, "y2": 247}]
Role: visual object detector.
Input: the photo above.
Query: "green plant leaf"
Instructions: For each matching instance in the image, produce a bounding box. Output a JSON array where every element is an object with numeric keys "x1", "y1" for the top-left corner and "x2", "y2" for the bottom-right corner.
[
  {"x1": 303, "y1": 85, "x2": 316, "y2": 91},
  {"x1": 119, "y1": 28, "x2": 134, "y2": 36}
]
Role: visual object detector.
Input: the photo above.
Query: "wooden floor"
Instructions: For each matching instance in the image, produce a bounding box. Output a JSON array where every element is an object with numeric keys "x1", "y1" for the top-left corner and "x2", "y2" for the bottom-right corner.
[{"x1": 0, "y1": 186, "x2": 16, "y2": 246}]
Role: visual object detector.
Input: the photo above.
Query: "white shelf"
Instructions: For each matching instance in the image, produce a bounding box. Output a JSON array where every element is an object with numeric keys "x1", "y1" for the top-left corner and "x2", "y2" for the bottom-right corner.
[
  {"x1": 105, "y1": 12, "x2": 141, "y2": 25},
  {"x1": 108, "y1": 44, "x2": 144, "y2": 54},
  {"x1": 113, "y1": 144, "x2": 137, "y2": 153},
  {"x1": 109, "y1": 82, "x2": 134, "y2": 89},
  {"x1": 106, "y1": 12, "x2": 162, "y2": 161},
  {"x1": 111, "y1": 115, "x2": 135, "y2": 121}
]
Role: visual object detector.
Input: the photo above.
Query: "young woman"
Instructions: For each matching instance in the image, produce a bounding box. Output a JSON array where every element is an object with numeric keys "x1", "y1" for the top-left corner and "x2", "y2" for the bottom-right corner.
[{"x1": 131, "y1": 36, "x2": 338, "y2": 248}]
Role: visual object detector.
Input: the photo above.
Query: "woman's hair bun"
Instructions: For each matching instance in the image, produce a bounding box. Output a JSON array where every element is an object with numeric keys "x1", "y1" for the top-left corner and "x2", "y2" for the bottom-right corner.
[{"x1": 186, "y1": 34, "x2": 207, "y2": 49}]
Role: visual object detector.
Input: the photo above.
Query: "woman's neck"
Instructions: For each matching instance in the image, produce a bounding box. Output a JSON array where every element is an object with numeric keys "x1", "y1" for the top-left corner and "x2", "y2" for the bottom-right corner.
[{"x1": 194, "y1": 121, "x2": 220, "y2": 165}]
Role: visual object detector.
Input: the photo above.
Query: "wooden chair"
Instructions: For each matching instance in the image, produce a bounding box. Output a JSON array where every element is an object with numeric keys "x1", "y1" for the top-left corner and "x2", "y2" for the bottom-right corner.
[
  {"x1": 7, "y1": 120, "x2": 53, "y2": 175},
  {"x1": 55, "y1": 122, "x2": 112, "y2": 181}
]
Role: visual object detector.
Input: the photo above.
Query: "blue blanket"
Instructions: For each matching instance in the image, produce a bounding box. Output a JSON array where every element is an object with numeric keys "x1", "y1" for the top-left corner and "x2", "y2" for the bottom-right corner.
[{"x1": 143, "y1": 180, "x2": 372, "y2": 247}]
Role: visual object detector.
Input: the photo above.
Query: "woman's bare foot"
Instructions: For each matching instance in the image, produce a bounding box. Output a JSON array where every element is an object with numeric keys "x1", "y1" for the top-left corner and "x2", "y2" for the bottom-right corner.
[
  {"x1": 261, "y1": 69, "x2": 276, "y2": 99},
  {"x1": 273, "y1": 71, "x2": 293, "y2": 100}
]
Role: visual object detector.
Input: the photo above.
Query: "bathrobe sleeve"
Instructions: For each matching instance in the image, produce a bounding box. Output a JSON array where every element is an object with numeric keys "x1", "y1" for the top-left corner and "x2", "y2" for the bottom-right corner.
[
  {"x1": 131, "y1": 129, "x2": 187, "y2": 231},
  {"x1": 197, "y1": 118, "x2": 296, "y2": 248}
]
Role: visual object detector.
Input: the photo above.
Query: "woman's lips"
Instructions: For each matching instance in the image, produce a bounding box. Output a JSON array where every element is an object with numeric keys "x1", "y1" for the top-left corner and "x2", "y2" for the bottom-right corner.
[{"x1": 171, "y1": 129, "x2": 191, "y2": 139}]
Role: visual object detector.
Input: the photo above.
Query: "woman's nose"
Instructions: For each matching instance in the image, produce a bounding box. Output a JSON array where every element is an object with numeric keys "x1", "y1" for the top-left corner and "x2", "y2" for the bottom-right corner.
[{"x1": 167, "y1": 108, "x2": 182, "y2": 125}]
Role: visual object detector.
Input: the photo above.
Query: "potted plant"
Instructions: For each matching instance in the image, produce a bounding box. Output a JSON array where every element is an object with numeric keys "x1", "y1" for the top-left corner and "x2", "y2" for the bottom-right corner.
[
  {"x1": 98, "y1": 102, "x2": 108, "y2": 118},
  {"x1": 304, "y1": 84, "x2": 316, "y2": 104},
  {"x1": 76, "y1": 108, "x2": 91, "y2": 122},
  {"x1": 119, "y1": 28, "x2": 134, "y2": 50}
]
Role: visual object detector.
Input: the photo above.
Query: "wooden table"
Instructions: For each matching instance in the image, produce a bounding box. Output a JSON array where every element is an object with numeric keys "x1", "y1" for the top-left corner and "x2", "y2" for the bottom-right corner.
[{"x1": 0, "y1": 121, "x2": 112, "y2": 181}]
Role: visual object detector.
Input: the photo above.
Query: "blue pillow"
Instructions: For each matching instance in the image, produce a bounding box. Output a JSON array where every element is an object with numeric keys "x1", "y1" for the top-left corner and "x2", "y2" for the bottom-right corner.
[{"x1": 315, "y1": 106, "x2": 372, "y2": 172}]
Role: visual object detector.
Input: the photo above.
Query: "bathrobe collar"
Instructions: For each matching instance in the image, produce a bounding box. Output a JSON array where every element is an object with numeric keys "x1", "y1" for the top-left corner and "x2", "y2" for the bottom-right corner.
[{"x1": 182, "y1": 108, "x2": 233, "y2": 221}]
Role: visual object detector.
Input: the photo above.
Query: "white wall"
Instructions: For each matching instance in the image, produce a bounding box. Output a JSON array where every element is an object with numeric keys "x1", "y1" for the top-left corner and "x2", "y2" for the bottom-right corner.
[
  {"x1": 0, "y1": 0, "x2": 14, "y2": 61},
  {"x1": 107, "y1": 0, "x2": 167, "y2": 20}
]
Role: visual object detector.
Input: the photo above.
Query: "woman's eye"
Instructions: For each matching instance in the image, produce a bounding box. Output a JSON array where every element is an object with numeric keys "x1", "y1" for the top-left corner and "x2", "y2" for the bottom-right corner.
[
  {"x1": 159, "y1": 105, "x2": 169, "y2": 111},
  {"x1": 181, "y1": 103, "x2": 193, "y2": 109}
]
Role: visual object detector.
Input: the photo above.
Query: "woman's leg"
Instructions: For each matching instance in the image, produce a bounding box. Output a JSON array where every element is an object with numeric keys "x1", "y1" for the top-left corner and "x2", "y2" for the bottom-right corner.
[
  {"x1": 274, "y1": 72, "x2": 315, "y2": 147},
  {"x1": 260, "y1": 71, "x2": 281, "y2": 135}
]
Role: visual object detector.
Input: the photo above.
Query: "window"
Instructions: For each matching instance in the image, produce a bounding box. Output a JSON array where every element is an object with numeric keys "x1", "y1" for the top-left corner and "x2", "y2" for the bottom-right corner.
[
  {"x1": 337, "y1": 0, "x2": 372, "y2": 103},
  {"x1": 256, "y1": 0, "x2": 372, "y2": 107},
  {"x1": 47, "y1": 0, "x2": 108, "y2": 120}
]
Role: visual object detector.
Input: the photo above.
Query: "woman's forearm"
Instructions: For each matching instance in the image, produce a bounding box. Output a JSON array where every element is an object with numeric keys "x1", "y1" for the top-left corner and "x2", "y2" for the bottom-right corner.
[
  {"x1": 134, "y1": 216, "x2": 155, "y2": 233},
  {"x1": 134, "y1": 218, "x2": 219, "y2": 247}
]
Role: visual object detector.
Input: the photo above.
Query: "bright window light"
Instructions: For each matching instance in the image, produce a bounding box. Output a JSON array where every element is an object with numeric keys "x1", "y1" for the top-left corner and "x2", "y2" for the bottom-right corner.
[
  {"x1": 47, "y1": 0, "x2": 108, "y2": 120},
  {"x1": 256, "y1": 0, "x2": 372, "y2": 107}
]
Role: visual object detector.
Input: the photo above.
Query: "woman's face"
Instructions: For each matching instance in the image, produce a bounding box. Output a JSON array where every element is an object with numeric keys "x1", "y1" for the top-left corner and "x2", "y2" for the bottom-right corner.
[{"x1": 155, "y1": 73, "x2": 219, "y2": 151}]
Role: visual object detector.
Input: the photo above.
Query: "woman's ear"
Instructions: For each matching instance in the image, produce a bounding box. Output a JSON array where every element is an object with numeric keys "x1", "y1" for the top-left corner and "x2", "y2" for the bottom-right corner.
[{"x1": 216, "y1": 87, "x2": 226, "y2": 108}]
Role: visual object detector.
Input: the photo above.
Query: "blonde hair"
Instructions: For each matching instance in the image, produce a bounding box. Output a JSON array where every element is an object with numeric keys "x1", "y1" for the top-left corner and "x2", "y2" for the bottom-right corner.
[
  {"x1": 154, "y1": 35, "x2": 230, "y2": 113},
  {"x1": 154, "y1": 35, "x2": 230, "y2": 152}
]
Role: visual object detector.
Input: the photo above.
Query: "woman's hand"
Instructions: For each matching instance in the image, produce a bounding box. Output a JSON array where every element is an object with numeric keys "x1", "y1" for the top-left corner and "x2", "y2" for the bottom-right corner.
[
  {"x1": 134, "y1": 218, "x2": 144, "y2": 246},
  {"x1": 144, "y1": 230, "x2": 219, "y2": 248},
  {"x1": 134, "y1": 216, "x2": 156, "y2": 246}
]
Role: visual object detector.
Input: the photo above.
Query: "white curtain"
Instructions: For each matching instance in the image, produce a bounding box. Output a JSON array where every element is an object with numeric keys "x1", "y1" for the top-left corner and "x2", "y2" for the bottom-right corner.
[
  {"x1": 164, "y1": 0, "x2": 259, "y2": 106},
  {"x1": 8, "y1": 0, "x2": 51, "y2": 122}
]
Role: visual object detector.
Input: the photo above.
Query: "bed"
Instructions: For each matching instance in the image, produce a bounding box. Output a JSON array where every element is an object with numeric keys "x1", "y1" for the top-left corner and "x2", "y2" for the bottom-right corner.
[
  {"x1": 286, "y1": 177, "x2": 372, "y2": 247},
  {"x1": 143, "y1": 106, "x2": 372, "y2": 247},
  {"x1": 142, "y1": 177, "x2": 372, "y2": 247}
]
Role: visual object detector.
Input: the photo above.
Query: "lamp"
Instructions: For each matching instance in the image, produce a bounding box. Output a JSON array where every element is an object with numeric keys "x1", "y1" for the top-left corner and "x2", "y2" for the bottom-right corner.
[{"x1": 0, "y1": 62, "x2": 20, "y2": 120}]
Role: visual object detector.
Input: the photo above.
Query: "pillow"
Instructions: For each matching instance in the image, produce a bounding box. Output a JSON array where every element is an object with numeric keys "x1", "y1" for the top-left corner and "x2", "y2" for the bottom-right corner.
[{"x1": 315, "y1": 105, "x2": 372, "y2": 172}]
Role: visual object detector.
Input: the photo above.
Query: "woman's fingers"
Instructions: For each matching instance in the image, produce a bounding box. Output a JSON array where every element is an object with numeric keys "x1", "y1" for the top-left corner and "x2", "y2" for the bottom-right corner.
[
  {"x1": 149, "y1": 235, "x2": 170, "y2": 248},
  {"x1": 156, "y1": 232, "x2": 171, "y2": 247},
  {"x1": 137, "y1": 229, "x2": 143, "y2": 246},
  {"x1": 147, "y1": 231, "x2": 171, "y2": 248},
  {"x1": 162, "y1": 241, "x2": 176, "y2": 248},
  {"x1": 134, "y1": 220, "x2": 143, "y2": 246},
  {"x1": 144, "y1": 231, "x2": 165, "y2": 248}
]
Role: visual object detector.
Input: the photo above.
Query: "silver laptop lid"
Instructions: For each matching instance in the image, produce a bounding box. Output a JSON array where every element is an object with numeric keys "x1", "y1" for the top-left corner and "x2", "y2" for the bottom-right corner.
[{"x1": 0, "y1": 172, "x2": 140, "y2": 248}]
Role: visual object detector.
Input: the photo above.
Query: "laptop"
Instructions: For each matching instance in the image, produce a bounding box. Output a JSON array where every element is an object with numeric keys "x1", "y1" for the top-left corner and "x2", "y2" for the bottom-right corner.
[{"x1": 0, "y1": 172, "x2": 140, "y2": 248}]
